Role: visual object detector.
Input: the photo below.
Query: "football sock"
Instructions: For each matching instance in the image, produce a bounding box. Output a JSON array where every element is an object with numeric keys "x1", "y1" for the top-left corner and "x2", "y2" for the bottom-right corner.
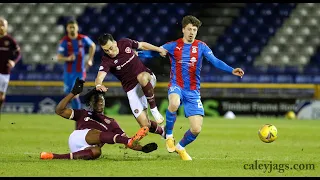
[
  {"x1": 179, "y1": 129, "x2": 198, "y2": 148},
  {"x1": 99, "y1": 131, "x2": 130, "y2": 145},
  {"x1": 149, "y1": 120, "x2": 164, "y2": 136},
  {"x1": 53, "y1": 149, "x2": 94, "y2": 160},
  {"x1": 141, "y1": 82, "x2": 156, "y2": 109},
  {"x1": 165, "y1": 109, "x2": 177, "y2": 136},
  {"x1": 71, "y1": 97, "x2": 81, "y2": 109}
]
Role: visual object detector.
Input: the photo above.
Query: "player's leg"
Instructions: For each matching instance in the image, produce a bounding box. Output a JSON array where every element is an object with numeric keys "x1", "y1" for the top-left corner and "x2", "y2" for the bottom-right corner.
[
  {"x1": 140, "y1": 107, "x2": 165, "y2": 137},
  {"x1": 137, "y1": 72, "x2": 164, "y2": 124},
  {"x1": 165, "y1": 86, "x2": 182, "y2": 153},
  {"x1": 0, "y1": 73, "x2": 10, "y2": 112},
  {"x1": 40, "y1": 127, "x2": 153, "y2": 160},
  {"x1": 70, "y1": 74, "x2": 83, "y2": 109},
  {"x1": 175, "y1": 91, "x2": 204, "y2": 160},
  {"x1": 41, "y1": 129, "x2": 103, "y2": 160}
]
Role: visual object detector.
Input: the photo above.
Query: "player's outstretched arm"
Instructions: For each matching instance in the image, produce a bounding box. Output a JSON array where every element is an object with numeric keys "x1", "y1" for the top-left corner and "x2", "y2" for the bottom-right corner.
[
  {"x1": 138, "y1": 42, "x2": 167, "y2": 57},
  {"x1": 55, "y1": 78, "x2": 85, "y2": 119},
  {"x1": 203, "y1": 44, "x2": 244, "y2": 77}
]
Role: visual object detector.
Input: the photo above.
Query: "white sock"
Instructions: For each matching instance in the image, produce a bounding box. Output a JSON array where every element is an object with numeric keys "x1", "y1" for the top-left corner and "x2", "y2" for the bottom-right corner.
[
  {"x1": 166, "y1": 134, "x2": 173, "y2": 139},
  {"x1": 176, "y1": 143, "x2": 184, "y2": 150},
  {"x1": 150, "y1": 107, "x2": 158, "y2": 112}
]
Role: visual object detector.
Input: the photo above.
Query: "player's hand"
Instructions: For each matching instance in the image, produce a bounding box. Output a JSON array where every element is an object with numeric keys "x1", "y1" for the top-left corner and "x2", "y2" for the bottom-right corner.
[
  {"x1": 7, "y1": 60, "x2": 15, "y2": 68},
  {"x1": 86, "y1": 59, "x2": 93, "y2": 70},
  {"x1": 71, "y1": 77, "x2": 85, "y2": 95},
  {"x1": 159, "y1": 48, "x2": 168, "y2": 57},
  {"x1": 96, "y1": 84, "x2": 108, "y2": 92},
  {"x1": 67, "y1": 54, "x2": 75, "y2": 62},
  {"x1": 232, "y1": 68, "x2": 244, "y2": 78}
]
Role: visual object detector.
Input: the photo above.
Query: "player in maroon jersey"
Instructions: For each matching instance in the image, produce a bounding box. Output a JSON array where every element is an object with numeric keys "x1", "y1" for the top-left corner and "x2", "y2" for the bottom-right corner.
[
  {"x1": 0, "y1": 17, "x2": 21, "y2": 111},
  {"x1": 40, "y1": 78, "x2": 158, "y2": 160},
  {"x1": 95, "y1": 33, "x2": 167, "y2": 138}
]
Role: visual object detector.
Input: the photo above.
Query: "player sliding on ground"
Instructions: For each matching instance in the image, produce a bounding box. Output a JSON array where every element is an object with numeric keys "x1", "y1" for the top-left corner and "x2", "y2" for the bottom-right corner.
[{"x1": 40, "y1": 78, "x2": 157, "y2": 160}]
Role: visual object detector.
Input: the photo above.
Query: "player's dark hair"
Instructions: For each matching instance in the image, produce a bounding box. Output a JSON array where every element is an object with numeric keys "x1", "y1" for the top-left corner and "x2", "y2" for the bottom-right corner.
[
  {"x1": 83, "y1": 88, "x2": 105, "y2": 107},
  {"x1": 182, "y1": 15, "x2": 202, "y2": 28},
  {"x1": 67, "y1": 19, "x2": 78, "y2": 26},
  {"x1": 98, "y1": 33, "x2": 114, "y2": 46}
]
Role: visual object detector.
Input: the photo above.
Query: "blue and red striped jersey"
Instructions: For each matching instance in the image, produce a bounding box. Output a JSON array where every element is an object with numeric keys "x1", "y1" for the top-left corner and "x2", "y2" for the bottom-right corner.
[
  {"x1": 161, "y1": 38, "x2": 234, "y2": 90},
  {"x1": 58, "y1": 34, "x2": 94, "y2": 74}
]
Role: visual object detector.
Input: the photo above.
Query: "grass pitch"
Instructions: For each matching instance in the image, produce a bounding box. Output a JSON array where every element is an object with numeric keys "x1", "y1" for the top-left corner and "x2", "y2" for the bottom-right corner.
[{"x1": 0, "y1": 114, "x2": 319, "y2": 177}]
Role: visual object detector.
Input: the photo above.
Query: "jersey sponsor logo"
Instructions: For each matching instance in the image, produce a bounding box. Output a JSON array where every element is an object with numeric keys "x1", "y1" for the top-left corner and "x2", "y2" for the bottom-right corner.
[
  {"x1": 115, "y1": 54, "x2": 135, "y2": 70},
  {"x1": 99, "y1": 66, "x2": 104, "y2": 70},
  {"x1": 190, "y1": 57, "x2": 197, "y2": 67},
  {"x1": 84, "y1": 116, "x2": 109, "y2": 130},
  {"x1": 125, "y1": 47, "x2": 131, "y2": 53}
]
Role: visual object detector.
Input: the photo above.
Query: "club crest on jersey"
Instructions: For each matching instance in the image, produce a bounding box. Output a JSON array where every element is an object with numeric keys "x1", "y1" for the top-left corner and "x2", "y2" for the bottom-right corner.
[
  {"x1": 125, "y1": 47, "x2": 131, "y2": 53},
  {"x1": 134, "y1": 109, "x2": 139, "y2": 114},
  {"x1": 192, "y1": 46, "x2": 198, "y2": 53},
  {"x1": 104, "y1": 119, "x2": 111, "y2": 124},
  {"x1": 4, "y1": 40, "x2": 9, "y2": 46},
  {"x1": 114, "y1": 59, "x2": 118, "y2": 64},
  {"x1": 116, "y1": 66, "x2": 121, "y2": 70}
]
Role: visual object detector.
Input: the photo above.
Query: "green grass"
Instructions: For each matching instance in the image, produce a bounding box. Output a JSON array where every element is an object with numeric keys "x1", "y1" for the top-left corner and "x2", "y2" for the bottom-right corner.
[{"x1": 0, "y1": 114, "x2": 319, "y2": 177}]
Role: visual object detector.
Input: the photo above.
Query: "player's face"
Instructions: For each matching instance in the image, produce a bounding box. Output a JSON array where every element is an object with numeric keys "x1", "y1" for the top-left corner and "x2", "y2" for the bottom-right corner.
[
  {"x1": 66, "y1": 23, "x2": 79, "y2": 37},
  {"x1": 101, "y1": 40, "x2": 119, "y2": 58},
  {"x1": 0, "y1": 19, "x2": 8, "y2": 36},
  {"x1": 182, "y1": 23, "x2": 198, "y2": 43},
  {"x1": 92, "y1": 96, "x2": 105, "y2": 113}
]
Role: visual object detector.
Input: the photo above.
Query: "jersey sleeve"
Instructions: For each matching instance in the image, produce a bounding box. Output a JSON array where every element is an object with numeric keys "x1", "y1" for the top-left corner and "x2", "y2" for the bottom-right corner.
[
  {"x1": 122, "y1": 38, "x2": 139, "y2": 49},
  {"x1": 160, "y1": 42, "x2": 175, "y2": 55},
  {"x1": 98, "y1": 57, "x2": 110, "y2": 73},
  {"x1": 57, "y1": 39, "x2": 67, "y2": 55},
  {"x1": 83, "y1": 35, "x2": 94, "y2": 47},
  {"x1": 9, "y1": 37, "x2": 21, "y2": 63},
  {"x1": 201, "y1": 42, "x2": 234, "y2": 74},
  {"x1": 69, "y1": 109, "x2": 85, "y2": 121}
]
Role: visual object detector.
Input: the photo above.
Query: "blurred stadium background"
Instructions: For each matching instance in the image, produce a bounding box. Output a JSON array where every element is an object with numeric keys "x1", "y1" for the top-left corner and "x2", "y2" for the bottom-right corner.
[{"x1": 2, "y1": 3, "x2": 320, "y2": 118}]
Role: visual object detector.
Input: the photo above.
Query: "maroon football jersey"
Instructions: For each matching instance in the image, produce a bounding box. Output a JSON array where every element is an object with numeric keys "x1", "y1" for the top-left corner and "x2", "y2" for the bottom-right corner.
[
  {"x1": 70, "y1": 109, "x2": 124, "y2": 134},
  {"x1": 99, "y1": 38, "x2": 152, "y2": 92},
  {"x1": 0, "y1": 35, "x2": 21, "y2": 74}
]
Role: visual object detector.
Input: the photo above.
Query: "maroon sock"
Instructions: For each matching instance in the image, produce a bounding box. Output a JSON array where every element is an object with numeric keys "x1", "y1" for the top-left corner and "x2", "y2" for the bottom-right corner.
[
  {"x1": 99, "y1": 131, "x2": 129, "y2": 145},
  {"x1": 52, "y1": 149, "x2": 94, "y2": 160},
  {"x1": 149, "y1": 120, "x2": 163, "y2": 135},
  {"x1": 142, "y1": 82, "x2": 156, "y2": 109}
]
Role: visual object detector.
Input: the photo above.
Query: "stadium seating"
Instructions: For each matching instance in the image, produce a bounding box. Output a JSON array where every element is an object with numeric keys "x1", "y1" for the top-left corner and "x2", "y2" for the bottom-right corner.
[{"x1": 5, "y1": 3, "x2": 320, "y2": 84}]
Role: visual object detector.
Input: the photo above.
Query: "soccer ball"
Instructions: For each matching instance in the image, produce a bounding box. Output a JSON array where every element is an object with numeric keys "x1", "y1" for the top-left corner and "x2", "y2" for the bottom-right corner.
[{"x1": 258, "y1": 124, "x2": 278, "y2": 143}]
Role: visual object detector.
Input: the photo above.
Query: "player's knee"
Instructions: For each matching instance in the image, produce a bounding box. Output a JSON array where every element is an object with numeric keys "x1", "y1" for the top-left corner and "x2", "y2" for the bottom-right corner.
[
  {"x1": 90, "y1": 147, "x2": 102, "y2": 159},
  {"x1": 137, "y1": 72, "x2": 149, "y2": 84},
  {"x1": 190, "y1": 126, "x2": 202, "y2": 135},
  {"x1": 168, "y1": 101, "x2": 180, "y2": 112}
]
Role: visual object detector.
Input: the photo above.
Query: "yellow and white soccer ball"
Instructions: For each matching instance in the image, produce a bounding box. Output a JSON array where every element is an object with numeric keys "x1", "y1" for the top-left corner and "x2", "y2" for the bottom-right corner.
[{"x1": 258, "y1": 124, "x2": 278, "y2": 143}]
